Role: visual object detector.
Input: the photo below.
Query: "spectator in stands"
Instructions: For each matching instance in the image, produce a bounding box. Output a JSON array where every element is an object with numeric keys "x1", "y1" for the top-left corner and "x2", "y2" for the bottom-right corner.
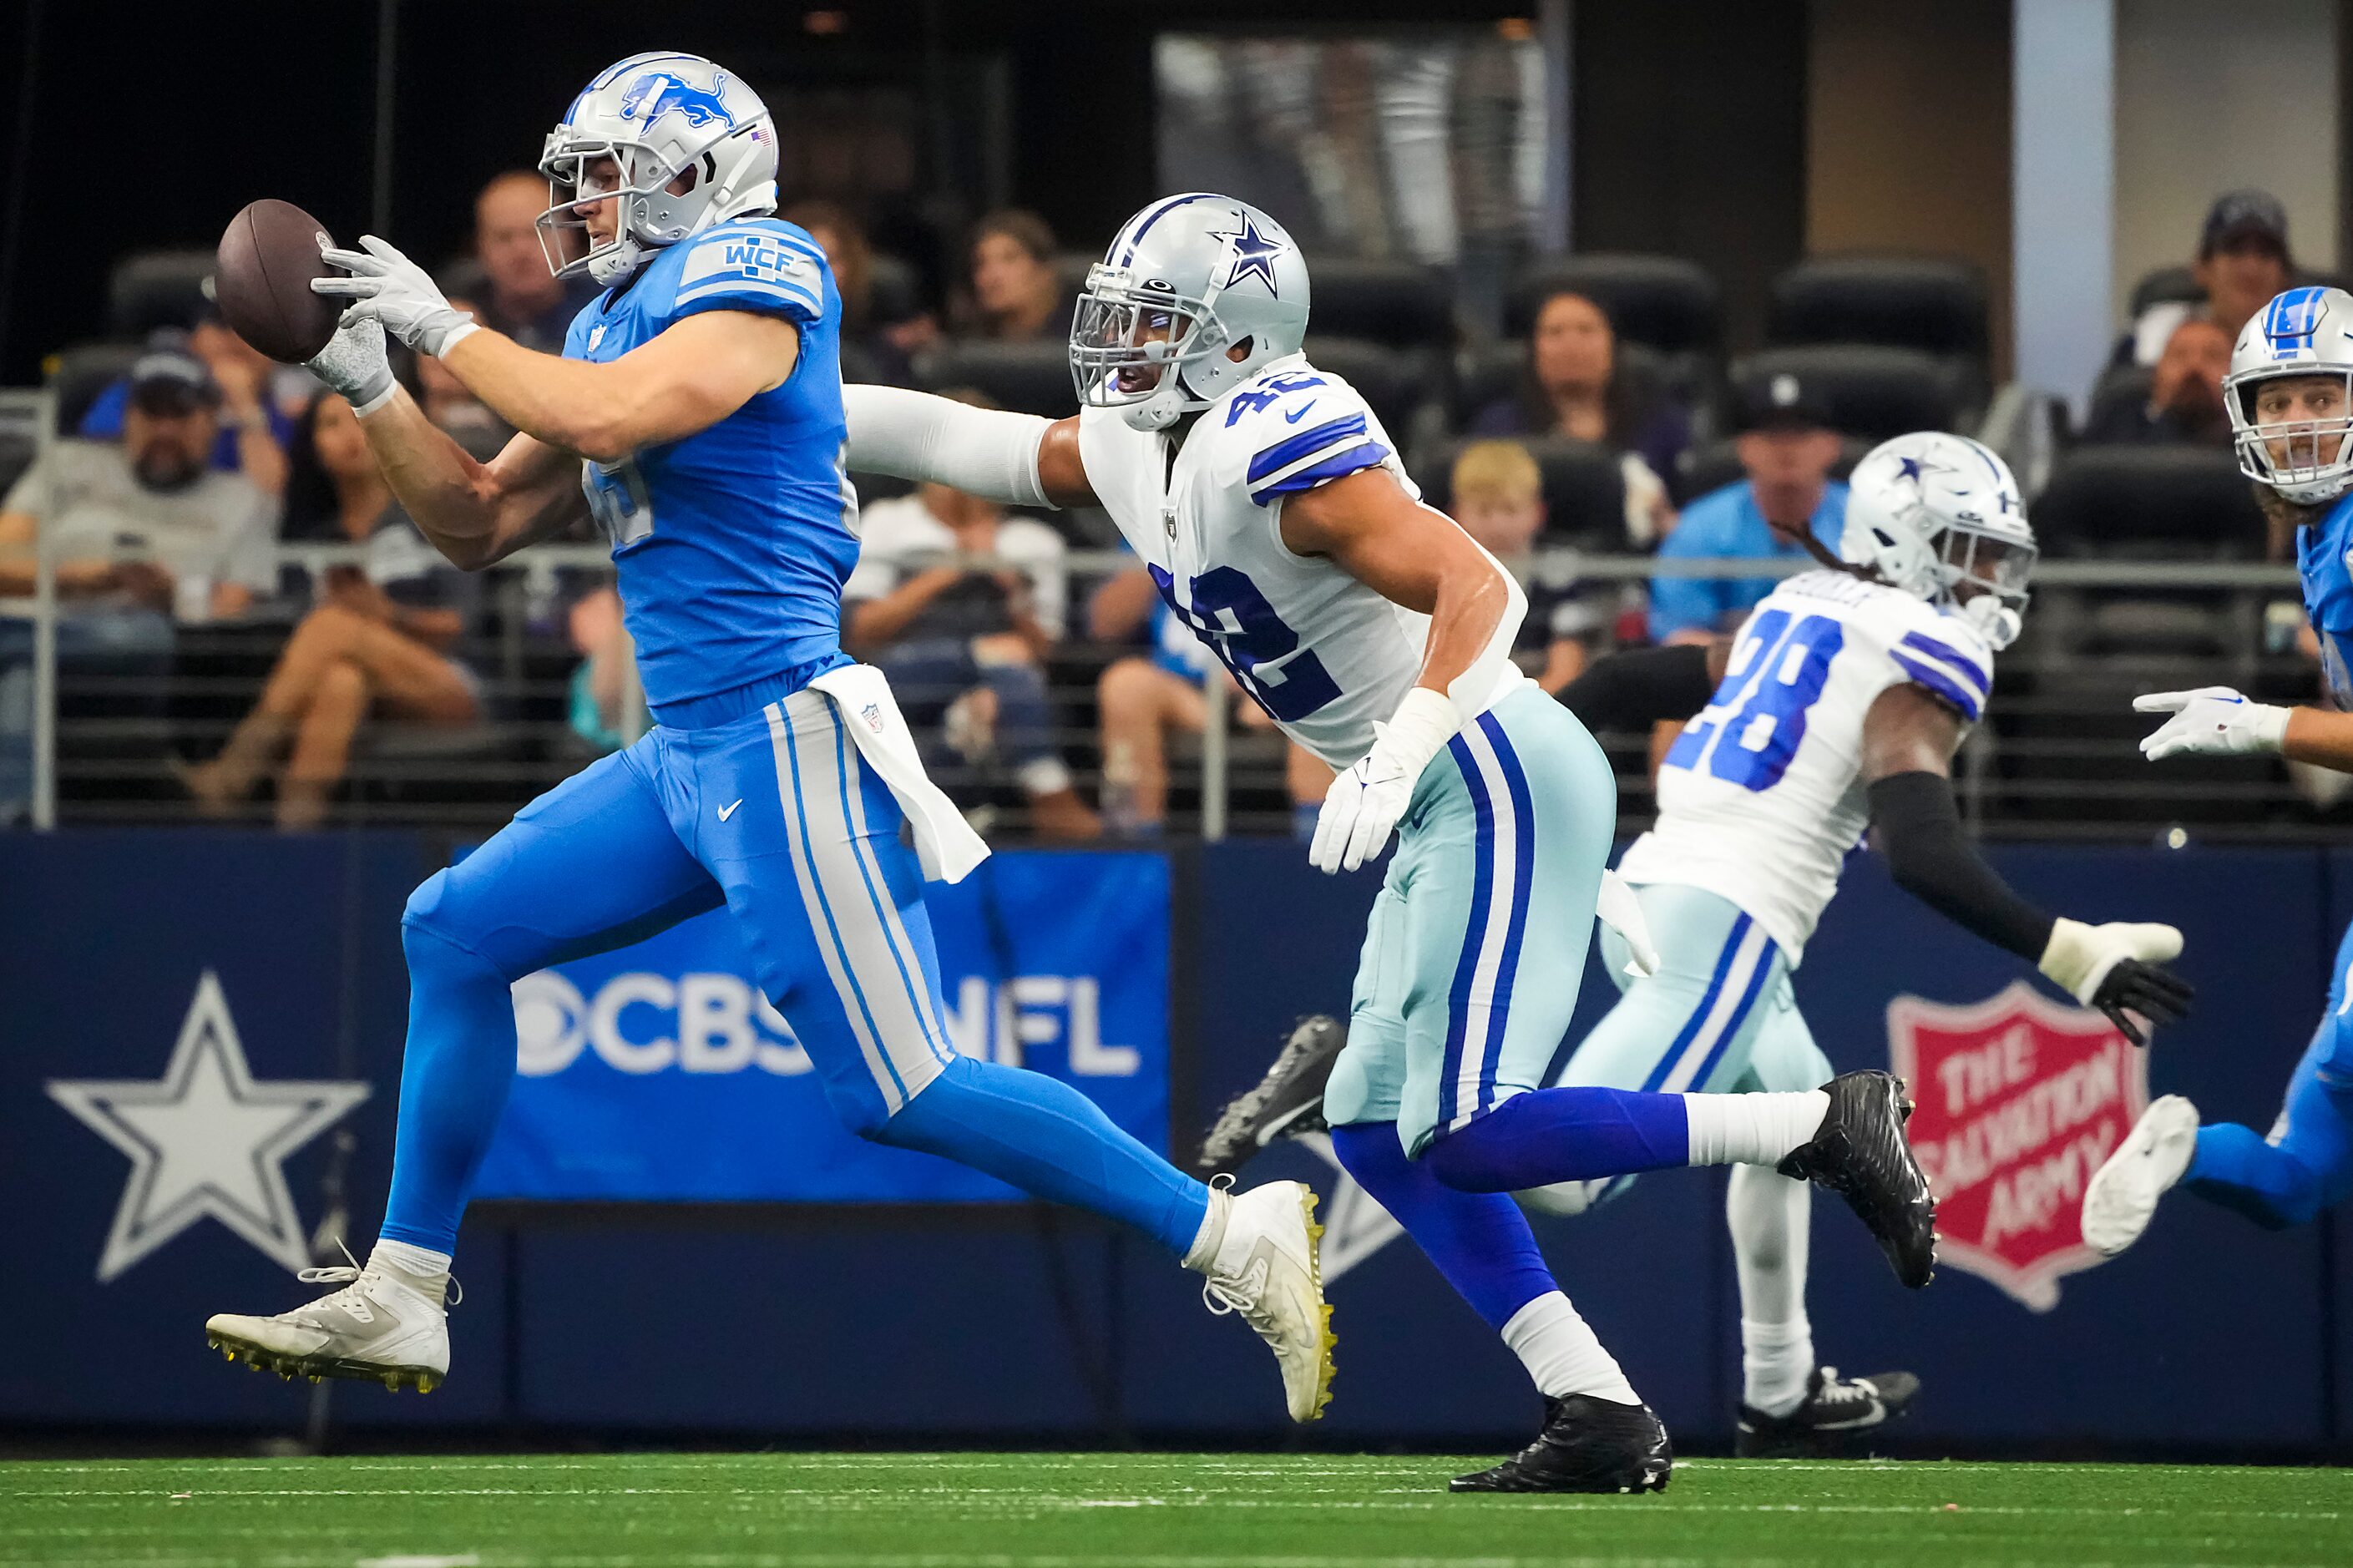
[
  {"x1": 1450, "y1": 441, "x2": 1599, "y2": 691},
  {"x1": 784, "y1": 199, "x2": 928, "y2": 384},
  {"x1": 78, "y1": 320, "x2": 291, "y2": 495},
  {"x1": 1649, "y1": 372, "x2": 1846, "y2": 645},
  {"x1": 2125, "y1": 190, "x2": 2296, "y2": 367},
  {"x1": 180, "y1": 392, "x2": 478, "y2": 829},
  {"x1": 843, "y1": 392, "x2": 1096, "y2": 840},
  {"x1": 470, "y1": 170, "x2": 595, "y2": 352},
  {"x1": 1090, "y1": 567, "x2": 1315, "y2": 836},
  {"x1": 565, "y1": 583, "x2": 636, "y2": 753},
  {"x1": 0, "y1": 345, "x2": 276, "y2": 822},
  {"x1": 959, "y1": 210, "x2": 1067, "y2": 342},
  {"x1": 1466, "y1": 286, "x2": 1688, "y2": 534},
  {"x1": 2083, "y1": 317, "x2": 2234, "y2": 447}
]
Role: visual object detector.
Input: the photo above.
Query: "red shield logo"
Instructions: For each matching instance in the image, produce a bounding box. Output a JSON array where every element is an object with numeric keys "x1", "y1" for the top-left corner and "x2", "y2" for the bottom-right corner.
[{"x1": 1885, "y1": 980, "x2": 2149, "y2": 1312}]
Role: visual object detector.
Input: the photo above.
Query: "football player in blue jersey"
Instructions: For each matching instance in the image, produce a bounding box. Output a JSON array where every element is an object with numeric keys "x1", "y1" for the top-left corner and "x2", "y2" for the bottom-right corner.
[
  {"x1": 2087, "y1": 284, "x2": 2353, "y2": 1255},
  {"x1": 201, "y1": 53, "x2": 1336, "y2": 1423}
]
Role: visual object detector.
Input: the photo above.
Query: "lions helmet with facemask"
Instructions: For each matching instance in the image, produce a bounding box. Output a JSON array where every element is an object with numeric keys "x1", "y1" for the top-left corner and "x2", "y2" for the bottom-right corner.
[
  {"x1": 1841, "y1": 432, "x2": 2037, "y2": 650},
  {"x1": 2225, "y1": 286, "x2": 2353, "y2": 504},
  {"x1": 537, "y1": 53, "x2": 778, "y2": 286},
  {"x1": 1070, "y1": 195, "x2": 1311, "y2": 431}
]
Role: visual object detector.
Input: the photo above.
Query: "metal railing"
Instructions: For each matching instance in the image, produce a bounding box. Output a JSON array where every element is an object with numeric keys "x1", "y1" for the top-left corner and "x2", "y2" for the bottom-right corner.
[{"x1": 0, "y1": 419, "x2": 2319, "y2": 840}]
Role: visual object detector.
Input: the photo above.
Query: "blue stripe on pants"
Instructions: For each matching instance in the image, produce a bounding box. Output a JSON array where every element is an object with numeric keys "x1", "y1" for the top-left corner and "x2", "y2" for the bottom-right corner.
[
  {"x1": 1439, "y1": 730, "x2": 1500, "y2": 1129},
  {"x1": 1640, "y1": 912, "x2": 1753, "y2": 1092}
]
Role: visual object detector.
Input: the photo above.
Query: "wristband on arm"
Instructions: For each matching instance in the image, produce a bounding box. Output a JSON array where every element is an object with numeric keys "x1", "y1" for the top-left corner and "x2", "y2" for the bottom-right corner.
[
  {"x1": 1866, "y1": 769, "x2": 2055, "y2": 961},
  {"x1": 1554, "y1": 643, "x2": 1715, "y2": 731}
]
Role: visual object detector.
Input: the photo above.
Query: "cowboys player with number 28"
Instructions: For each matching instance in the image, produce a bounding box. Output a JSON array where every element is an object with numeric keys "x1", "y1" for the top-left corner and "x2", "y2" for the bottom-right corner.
[
  {"x1": 201, "y1": 56, "x2": 1338, "y2": 1425},
  {"x1": 2088, "y1": 285, "x2": 2353, "y2": 1254},
  {"x1": 846, "y1": 192, "x2": 1946, "y2": 1492}
]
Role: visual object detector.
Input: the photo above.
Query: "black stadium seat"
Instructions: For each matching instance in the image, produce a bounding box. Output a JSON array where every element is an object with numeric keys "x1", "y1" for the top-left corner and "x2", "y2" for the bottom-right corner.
[
  {"x1": 1299, "y1": 259, "x2": 1453, "y2": 352},
  {"x1": 1299, "y1": 334, "x2": 1442, "y2": 446},
  {"x1": 1728, "y1": 346, "x2": 1974, "y2": 447},
  {"x1": 47, "y1": 343, "x2": 141, "y2": 436},
  {"x1": 2082, "y1": 362, "x2": 2155, "y2": 438},
  {"x1": 912, "y1": 339, "x2": 1076, "y2": 419},
  {"x1": 1767, "y1": 255, "x2": 1989, "y2": 361},
  {"x1": 2030, "y1": 444, "x2": 2265, "y2": 559},
  {"x1": 108, "y1": 250, "x2": 215, "y2": 339},
  {"x1": 2128, "y1": 265, "x2": 2202, "y2": 319},
  {"x1": 1506, "y1": 254, "x2": 1721, "y2": 354},
  {"x1": 1416, "y1": 436, "x2": 1627, "y2": 543}
]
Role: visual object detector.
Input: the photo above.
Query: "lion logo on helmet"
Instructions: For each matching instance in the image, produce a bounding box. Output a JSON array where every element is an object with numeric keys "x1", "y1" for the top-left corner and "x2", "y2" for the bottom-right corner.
[{"x1": 620, "y1": 70, "x2": 737, "y2": 132}]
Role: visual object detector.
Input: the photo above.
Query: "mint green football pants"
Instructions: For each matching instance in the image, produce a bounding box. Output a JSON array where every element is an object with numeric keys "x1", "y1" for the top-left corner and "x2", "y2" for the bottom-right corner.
[{"x1": 1324, "y1": 685, "x2": 1619, "y2": 1156}]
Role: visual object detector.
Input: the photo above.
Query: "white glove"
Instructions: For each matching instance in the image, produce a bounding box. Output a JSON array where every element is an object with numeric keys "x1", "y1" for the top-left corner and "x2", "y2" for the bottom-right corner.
[
  {"x1": 1596, "y1": 869, "x2": 1661, "y2": 979},
  {"x1": 305, "y1": 314, "x2": 395, "y2": 415},
  {"x1": 2037, "y1": 916, "x2": 2195, "y2": 1046},
  {"x1": 312, "y1": 234, "x2": 480, "y2": 357},
  {"x1": 2133, "y1": 686, "x2": 2290, "y2": 761},
  {"x1": 1310, "y1": 687, "x2": 1457, "y2": 874}
]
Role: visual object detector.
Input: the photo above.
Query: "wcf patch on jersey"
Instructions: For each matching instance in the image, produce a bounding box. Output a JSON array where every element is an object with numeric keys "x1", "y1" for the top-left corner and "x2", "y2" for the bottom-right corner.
[{"x1": 677, "y1": 234, "x2": 822, "y2": 303}]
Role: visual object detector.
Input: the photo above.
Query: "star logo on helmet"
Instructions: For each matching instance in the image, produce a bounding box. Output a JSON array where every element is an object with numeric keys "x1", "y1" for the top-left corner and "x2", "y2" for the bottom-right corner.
[{"x1": 1208, "y1": 214, "x2": 1284, "y2": 296}]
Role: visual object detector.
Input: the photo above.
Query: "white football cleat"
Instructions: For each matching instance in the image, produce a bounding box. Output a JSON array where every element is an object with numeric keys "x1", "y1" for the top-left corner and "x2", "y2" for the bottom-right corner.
[
  {"x1": 1198, "y1": 1178, "x2": 1335, "y2": 1421},
  {"x1": 205, "y1": 1252, "x2": 456, "y2": 1393},
  {"x1": 2082, "y1": 1095, "x2": 2202, "y2": 1257}
]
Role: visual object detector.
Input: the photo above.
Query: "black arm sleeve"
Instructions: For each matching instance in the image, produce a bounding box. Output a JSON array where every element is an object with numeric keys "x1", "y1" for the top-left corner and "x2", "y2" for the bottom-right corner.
[
  {"x1": 1868, "y1": 771, "x2": 2055, "y2": 961},
  {"x1": 1553, "y1": 643, "x2": 1715, "y2": 731}
]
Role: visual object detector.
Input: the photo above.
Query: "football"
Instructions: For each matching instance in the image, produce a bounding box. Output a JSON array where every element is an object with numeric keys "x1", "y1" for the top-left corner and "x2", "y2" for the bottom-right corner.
[{"x1": 213, "y1": 198, "x2": 344, "y2": 364}]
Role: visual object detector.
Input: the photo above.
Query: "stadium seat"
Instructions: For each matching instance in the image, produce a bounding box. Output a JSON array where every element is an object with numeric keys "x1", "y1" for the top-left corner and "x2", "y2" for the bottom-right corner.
[
  {"x1": 107, "y1": 250, "x2": 215, "y2": 339},
  {"x1": 870, "y1": 253, "x2": 928, "y2": 326},
  {"x1": 1300, "y1": 335, "x2": 1444, "y2": 451},
  {"x1": 1767, "y1": 255, "x2": 1989, "y2": 362},
  {"x1": 2082, "y1": 363, "x2": 2155, "y2": 439},
  {"x1": 1727, "y1": 346, "x2": 1975, "y2": 447},
  {"x1": 46, "y1": 343, "x2": 142, "y2": 436},
  {"x1": 2128, "y1": 265, "x2": 2202, "y2": 319},
  {"x1": 2030, "y1": 444, "x2": 2266, "y2": 559},
  {"x1": 1298, "y1": 258, "x2": 1454, "y2": 351},
  {"x1": 1416, "y1": 436, "x2": 1627, "y2": 543},
  {"x1": 1506, "y1": 254, "x2": 1721, "y2": 354},
  {"x1": 912, "y1": 339, "x2": 1077, "y2": 418}
]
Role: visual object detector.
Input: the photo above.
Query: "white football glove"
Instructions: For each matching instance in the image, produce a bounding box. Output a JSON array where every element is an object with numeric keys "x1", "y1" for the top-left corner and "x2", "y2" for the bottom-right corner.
[
  {"x1": 305, "y1": 314, "x2": 394, "y2": 416},
  {"x1": 312, "y1": 235, "x2": 480, "y2": 357},
  {"x1": 2133, "y1": 686, "x2": 2290, "y2": 761},
  {"x1": 2037, "y1": 917, "x2": 2195, "y2": 1045},
  {"x1": 1310, "y1": 687, "x2": 1458, "y2": 874}
]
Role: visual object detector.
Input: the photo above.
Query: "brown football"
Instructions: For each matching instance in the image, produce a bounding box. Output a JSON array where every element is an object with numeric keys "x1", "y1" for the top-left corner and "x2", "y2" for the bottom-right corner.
[{"x1": 215, "y1": 199, "x2": 344, "y2": 363}]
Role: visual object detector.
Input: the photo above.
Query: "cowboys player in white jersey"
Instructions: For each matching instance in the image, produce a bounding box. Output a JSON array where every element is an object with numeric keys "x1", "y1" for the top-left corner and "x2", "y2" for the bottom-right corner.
[
  {"x1": 1212, "y1": 430, "x2": 2194, "y2": 1461},
  {"x1": 847, "y1": 192, "x2": 1945, "y2": 1492}
]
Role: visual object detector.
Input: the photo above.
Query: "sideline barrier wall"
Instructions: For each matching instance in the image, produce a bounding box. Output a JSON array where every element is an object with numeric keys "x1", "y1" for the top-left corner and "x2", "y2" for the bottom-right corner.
[{"x1": 0, "y1": 829, "x2": 2340, "y2": 1449}]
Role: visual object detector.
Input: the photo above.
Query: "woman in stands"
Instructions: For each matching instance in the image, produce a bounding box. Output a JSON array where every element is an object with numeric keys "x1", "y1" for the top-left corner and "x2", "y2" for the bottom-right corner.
[
  {"x1": 179, "y1": 392, "x2": 478, "y2": 829},
  {"x1": 958, "y1": 209, "x2": 1068, "y2": 343},
  {"x1": 1467, "y1": 286, "x2": 1693, "y2": 487}
]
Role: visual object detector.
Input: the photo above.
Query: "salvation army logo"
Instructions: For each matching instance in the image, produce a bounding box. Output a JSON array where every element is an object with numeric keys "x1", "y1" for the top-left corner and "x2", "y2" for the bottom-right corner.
[{"x1": 1887, "y1": 980, "x2": 2148, "y2": 1312}]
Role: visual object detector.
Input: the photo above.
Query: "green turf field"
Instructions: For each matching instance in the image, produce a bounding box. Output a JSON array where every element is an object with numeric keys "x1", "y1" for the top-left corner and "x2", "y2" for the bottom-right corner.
[{"x1": 4, "y1": 1451, "x2": 2349, "y2": 1567}]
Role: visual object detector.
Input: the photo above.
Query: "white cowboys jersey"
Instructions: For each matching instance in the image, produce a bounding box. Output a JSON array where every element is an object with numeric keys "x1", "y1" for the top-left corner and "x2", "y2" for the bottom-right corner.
[
  {"x1": 1615, "y1": 569, "x2": 1995, "y2": 960},
  {"x1": 1079, "y1": 352, "x2": 1525, "y2": 769}
]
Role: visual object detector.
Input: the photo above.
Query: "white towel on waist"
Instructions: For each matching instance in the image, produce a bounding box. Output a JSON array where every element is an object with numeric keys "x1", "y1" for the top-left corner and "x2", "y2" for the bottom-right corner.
[{"x1": 807, "y1": 663, "x2": 991, "y2": 884}]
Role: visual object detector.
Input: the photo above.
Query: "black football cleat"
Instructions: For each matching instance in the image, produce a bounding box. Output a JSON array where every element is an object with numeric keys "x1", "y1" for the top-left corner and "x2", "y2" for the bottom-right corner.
[
  {"x1": 1778, "y1": 1070, "x2": 1938, "y2": 1288},
  {"x1": 1736, "y1": 1366, "x2": 1920, "y2": 1458},
  {"x1": 1194, "y1": 1015, "x2": 1348, "y2": 1176},
  {"x1": 1450, "y1": 1395, "x2": 1673, "y2": 1494}
]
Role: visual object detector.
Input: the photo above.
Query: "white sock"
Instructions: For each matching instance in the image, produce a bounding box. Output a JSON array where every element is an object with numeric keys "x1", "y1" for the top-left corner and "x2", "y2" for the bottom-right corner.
[
  {"x1": 1728, "y1": 1165, "x2": 1814, "y2": 1417},
  {"x1": 1683, "y1": 1089, "x2": 1829, "y2": 1167},
  {"x1": 1182, "y1": 1184, "x2": 1233, "y2": 1272},
  {"x1": 368, "y1": 1238, "x2": 452, "y2": 1294},
  {"x1": 1501, "y1": 1291, "x2": 1642, "y2": 1406}
]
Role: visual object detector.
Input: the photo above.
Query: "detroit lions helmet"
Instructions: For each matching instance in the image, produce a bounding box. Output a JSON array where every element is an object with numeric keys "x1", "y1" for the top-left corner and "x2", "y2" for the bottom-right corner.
[
  {"x1": 1842, "y1": 432, "x2": 2037, "y2": 650},
  {"x1": 537, "y1": 53, "x2": 778, "y2": 286},
  {"x1": 2224, "y1": 286, "x2": 2353, "y2": 504},
  {"x1": 1070, "y1": 194, "x2": 1311, "y2": 431}
]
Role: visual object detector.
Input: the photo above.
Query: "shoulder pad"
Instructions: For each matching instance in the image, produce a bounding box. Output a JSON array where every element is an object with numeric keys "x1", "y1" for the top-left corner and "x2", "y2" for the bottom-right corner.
[
  {"x1": 1210, "y1": 367, "x2": 1389, "y2": 504},
  {"x1": 1864, "y1": 591, "x2": 1994, "y2": 722},
  {"x1": 660, "y1": 221, "x2": 829, "y2": 326}
]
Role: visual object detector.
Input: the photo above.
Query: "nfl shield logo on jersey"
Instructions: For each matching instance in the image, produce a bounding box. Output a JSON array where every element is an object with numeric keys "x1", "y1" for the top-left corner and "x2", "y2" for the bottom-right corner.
[{"x1": 1886, "y1": 981, "x2": 2150, "y2": 1312}]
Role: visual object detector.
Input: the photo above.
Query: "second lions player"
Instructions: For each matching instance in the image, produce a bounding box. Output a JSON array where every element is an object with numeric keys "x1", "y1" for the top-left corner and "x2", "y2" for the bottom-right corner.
[
  {"x1": 1212, "y1": 432, "x2": 2197, "y2": 1460},
  {"x1": 847, "y1": 193, "x2": 1943, "y2": 1492}
]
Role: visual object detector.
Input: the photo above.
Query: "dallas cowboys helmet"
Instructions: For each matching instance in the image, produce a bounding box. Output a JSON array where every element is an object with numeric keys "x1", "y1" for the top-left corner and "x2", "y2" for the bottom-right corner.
[
  {"x1": 2224, "y1": 286, "x2": 2353, "y2": 504},
  {"x1": 1842, "y1": 432, "x2": 2037, "y2": 650},
  {"x1": 537, "y1": 53, "x2": 778, "y2": 286},
  {"x1": 1070, "y1": 194, "x2": 1311, "y2": 431}
]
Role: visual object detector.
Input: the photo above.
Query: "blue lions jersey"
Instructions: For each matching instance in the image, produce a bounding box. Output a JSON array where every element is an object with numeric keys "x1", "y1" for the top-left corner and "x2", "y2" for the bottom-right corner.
[
  {"x1": 564, "y1": 217, "x2": 857, "y2": 721},
  {"x1": 2299, "y1": 491, "x2": 2353, "y2": 707}
]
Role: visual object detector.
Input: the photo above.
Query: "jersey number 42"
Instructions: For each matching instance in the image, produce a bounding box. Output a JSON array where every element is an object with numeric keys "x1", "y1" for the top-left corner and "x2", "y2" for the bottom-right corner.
[
  {"x1": 1149, "y1": 564, "x2": 1341, "y2": 722},
  {"x1": 1662, "y1": 608, "x2": 1844, "y2": 792}
]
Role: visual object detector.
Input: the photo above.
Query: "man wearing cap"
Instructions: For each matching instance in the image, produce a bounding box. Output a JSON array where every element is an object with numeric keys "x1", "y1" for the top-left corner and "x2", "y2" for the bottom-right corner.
[
  {"x1": 1647, "y1": 372, "x2": 1847, "y2": 645},
  {"x1": 2126, "y1": 190, "x2": 2298, "y2": 367},
  {"x1": 0, "y1": 344, "x2": 278, "y2": 820},
  {"x1": 79, "y1": 321, "x2": 292, "y2": 496}
]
